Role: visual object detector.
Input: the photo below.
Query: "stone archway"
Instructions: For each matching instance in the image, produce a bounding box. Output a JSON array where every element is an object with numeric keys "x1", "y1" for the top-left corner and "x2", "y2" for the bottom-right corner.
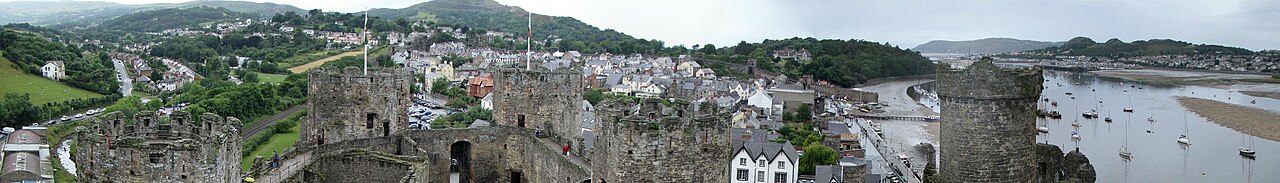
[{"x1": 450, "y1": 141, "x2": 472, "y2": 183}]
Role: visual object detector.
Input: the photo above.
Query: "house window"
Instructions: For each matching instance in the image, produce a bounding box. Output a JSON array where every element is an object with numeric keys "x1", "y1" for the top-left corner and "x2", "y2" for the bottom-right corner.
[
  {"x1": 774, "y1": 173, "x2": 787, "y2": 183},
  {"x1": 758, "y1": 159, "x2": 766, "y2": 167},
  {"x1": 757, "y1": 170, "x2": 765, "y2": 182},
  {"x1": 739, "y1": 158, "x2": 747, "y2": 166},
  {"x1": 778, "y1": 161, "x2": 786, "y2": 169},
  {"x1": 736, "y1": 169, "x2": 748, "y2": 181}
]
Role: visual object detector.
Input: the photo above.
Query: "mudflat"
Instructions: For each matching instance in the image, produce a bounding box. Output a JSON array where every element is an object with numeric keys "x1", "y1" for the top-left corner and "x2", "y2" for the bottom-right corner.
[{"x1": 1177, "y1": 96, "x2": 1280, "y2": 142}]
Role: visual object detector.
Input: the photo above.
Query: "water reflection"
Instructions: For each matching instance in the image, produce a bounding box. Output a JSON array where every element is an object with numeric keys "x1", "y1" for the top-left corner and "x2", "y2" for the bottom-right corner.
[{"x1": 918, "y1": 70, "x2": 1278, "y2": 182}]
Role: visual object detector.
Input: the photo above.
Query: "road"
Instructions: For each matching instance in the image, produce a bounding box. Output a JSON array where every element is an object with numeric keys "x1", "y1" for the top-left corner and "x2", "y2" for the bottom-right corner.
[
  {"x1": 240, "y1": 104, "x2": 307, "y2": 141},
  {"x1": 849, "y1": 118, "x2": 923, "y2": 183},
  {"x1": 111, "y1": 59, "x2": 131, "y2": 96},
  {"x1": 286, "y1": 50, "x2": 364, "y2": 73}
]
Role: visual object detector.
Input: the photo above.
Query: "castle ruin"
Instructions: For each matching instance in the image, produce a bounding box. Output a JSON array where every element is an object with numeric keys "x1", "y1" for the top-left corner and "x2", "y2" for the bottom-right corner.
[
  {"x1": 74, "y1": 111, "x2": 242, "y2": 183},
  {"x1": 300, "y1": 67, "x2": 412, "y2": 147},
  {"x1": 491, "y1": 67, "x2": 583, "y2": 146},
  {"x1": 936, "y1": 57, "x2": 1043, "y2": 182},
  {"x1": 591, "y1": 98, "x2": 733, "y2": 182}
]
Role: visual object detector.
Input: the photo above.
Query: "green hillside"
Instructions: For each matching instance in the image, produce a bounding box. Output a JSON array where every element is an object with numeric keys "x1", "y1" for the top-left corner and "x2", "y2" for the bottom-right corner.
[
  {"x1": 94, "y1": 6, "x2": 252, "y2": 32},
  {"x1": 1036, "y1": 37, "x2": 1254, "y2": 57},
  {"x1": 369, "y1": 0, "x2": 662, "y2": 54},
  {"x1": 0, "y1": 52, "x2": 103, "y2": 104},
  {"x1": 0, "y1": 1, "x2": 303, "y2": 26}
]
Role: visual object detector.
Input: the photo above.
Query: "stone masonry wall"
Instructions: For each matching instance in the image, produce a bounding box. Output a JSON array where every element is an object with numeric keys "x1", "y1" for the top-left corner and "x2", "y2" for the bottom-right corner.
[
  {"x1": 301, "y1": 66, "x2": 412, "y2": 147},
  {"x1": 592, "y1": 98, "x2": 732, "y2": 182},
  {"x1": 74, "y1": 111, "x2": 242, "y2": 183},
  {"x1": 492, "y1": 67, "x2": 584, "y2": 146},
  {"x1": 294, "y1": 126, "x2": 589, "y2": 183},
  {"x1": 936, "y1": 57, "x2": 1043, "y2": 183}
]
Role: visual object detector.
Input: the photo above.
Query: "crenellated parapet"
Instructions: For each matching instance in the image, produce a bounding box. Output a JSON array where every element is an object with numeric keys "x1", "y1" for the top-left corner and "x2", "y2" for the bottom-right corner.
[
  {"x1": 935, "y1": 57, "x2": 1043, "y2": 100},
  {"x1": 74, "y1": 111, "x2": 242, "y2": 183},
  {"x1": 591, "y1": 98, "x2": 732, "y2": 182}
]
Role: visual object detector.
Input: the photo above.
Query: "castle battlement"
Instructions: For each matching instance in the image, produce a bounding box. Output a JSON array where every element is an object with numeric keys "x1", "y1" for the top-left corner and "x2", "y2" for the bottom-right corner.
[
  {"x1": 591, "y1": 98, "x2": 732, "y2": 182},
  {"x1": 301, "y1": 66, "x2": 412, "y2": 147},
  {"x1": 935, "y1": 57, "x2": 1043, "y2": 100},
  {"x1": 75, "y1": 111, "x2": 242, "y2": 183}
]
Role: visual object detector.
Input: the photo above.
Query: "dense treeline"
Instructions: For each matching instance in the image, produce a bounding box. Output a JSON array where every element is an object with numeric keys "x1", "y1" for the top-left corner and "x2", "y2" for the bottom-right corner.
[
  {"x1": 148, "y1": 31, "x2": 323, "y2": 76},
  {"x1": 700, "y1": 38, "x2": 935, "y2": 87},
  {"x1": 271, "y1": 9, "x2": 415, "y2": 34},
  {"x1": 1039, "y1": 37, "x2": 1255, "y2": 57},
  {"x1": 171, "y1": 73, "x2": 308, "y2": 123},
  {"x1": 1, "y1": 27, "x2": 120, "y2": 94},
  {"x1": 0, "y1": 93, "x2": 120, "y2": 128}
]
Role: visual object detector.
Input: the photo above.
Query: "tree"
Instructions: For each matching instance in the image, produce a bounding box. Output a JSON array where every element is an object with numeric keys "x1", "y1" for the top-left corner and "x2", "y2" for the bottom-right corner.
[
  {"x1": 583, "y1": 89, "x2": 605, "y2": 105},
  {"x1": 0, "y1": 94, "x2": 37, "y2": 127},
  {"x1": 796, "y1": 104, "x2": 813, "y2": 123},
  {"x1": 799, "y1": 143, "x2": 838, "y2": 175}
]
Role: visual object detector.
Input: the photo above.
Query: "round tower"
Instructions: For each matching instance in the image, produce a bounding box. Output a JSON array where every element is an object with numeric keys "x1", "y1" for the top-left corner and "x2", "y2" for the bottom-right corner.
[{"x1": 935, "y1": 57, "x2": 1043, "y2": 182}]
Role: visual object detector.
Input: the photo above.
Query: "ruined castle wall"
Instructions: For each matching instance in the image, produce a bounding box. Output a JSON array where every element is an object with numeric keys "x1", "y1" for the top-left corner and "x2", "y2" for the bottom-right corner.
[
  {"x1": 935, "y1": 59, "x2": 1043, "y2": 183},
  {"x1": 592, "y1": 99, "x2": 732, "y2": 182},
  {"x1": 74, "y1": 111, "x2": 242, "y2": 183},
  {"x1": 302, "y1": 67, "x2": 412, "y2": 147},
  {"x1": 296, "y1": 127, "x2": 588, "y2": 183},
  {"x1": 303, "y1": 154, "x2": 413, "y2": 183},
  {"x1": 491, "y1": 67, "x2": 583, "y2": 145}
]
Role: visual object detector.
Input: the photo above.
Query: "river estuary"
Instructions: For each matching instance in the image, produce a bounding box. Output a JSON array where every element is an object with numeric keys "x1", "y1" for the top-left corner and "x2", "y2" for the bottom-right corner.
[{"x1": 908, "y1": 70, "x2": 1280, "y2": 182}]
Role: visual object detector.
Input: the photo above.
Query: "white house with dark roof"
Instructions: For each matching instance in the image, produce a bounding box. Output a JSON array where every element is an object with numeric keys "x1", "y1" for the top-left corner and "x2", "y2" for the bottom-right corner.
[
  {"x1": 40, "y1": 61, "x2": 64, "y2": 80},
  {"x1": 731, "y1": 128, "x2": 799, "y2": 183}
]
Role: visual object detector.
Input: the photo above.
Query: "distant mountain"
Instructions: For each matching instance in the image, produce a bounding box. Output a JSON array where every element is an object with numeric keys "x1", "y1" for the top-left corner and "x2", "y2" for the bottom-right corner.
[
  {"x1": 912, "y1": 38, "x2": 1063, "y2": 54},
  {"x1": 0, "y1": 1, "x2": 303, "y2": 26},
  {"x1": 1035, "y1": 37, "x2": 1254, "y2": 57}
]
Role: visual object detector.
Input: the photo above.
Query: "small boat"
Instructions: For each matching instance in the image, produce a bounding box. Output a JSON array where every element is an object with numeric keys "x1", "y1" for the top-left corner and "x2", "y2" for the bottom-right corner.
[
  {"x1": 1240, "y1": 147, "x2": 1257, "y2": 158},
  {"x1": 1048, "y1": 111, "x2": 1063, "y2": 118},
  {"x1": 1104, "y1": 117, "x2": 1113, "y2": 122},
  {"x1": 1044, "y1": 98, "x2": 1050, "y2": 102},
  {"x1": 1241, "y1": 135, "x2": 1257, "y2": 158},
  {"x1": 1147, "y1": 117, "x2": 1156, "y2": 123},
  {"x1": 1082, "y1": 109, "x2": 1099, "y2": 118},
  {"x1": 1071, "y1": 131, "x2": 1081, "y2": 140},
  {"x1": 1177, "y1": 134, "x2": 1191, "y2": 145},
  {"x1": 1120, "y1": 148, "x2": 1133, "y2": 159},
  {"x1": 1038, "y1": 125, "x2": 1050, "y2": 133},
  {"x1": 1071, "y1": 121, "x2": 1081, "y2": 127},
  {"x1": 1123, "y1": 108, "x2": 1134, "y2": 112},
  {"x1": 1252, "y1": 100, "x2": 1257, "y2": 104},
  {"x1": 1066, "y1": 92, "x2": 1074, "y2": 95},
  {"x1": 1052, "y1": 102, "x2": 1058, "y2": 106}
]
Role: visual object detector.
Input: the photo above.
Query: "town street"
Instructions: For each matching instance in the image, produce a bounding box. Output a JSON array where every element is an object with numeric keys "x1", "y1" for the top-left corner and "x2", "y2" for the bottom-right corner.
[{"x1": 111, "y1": 59, "x2": 132, "y2": 96}]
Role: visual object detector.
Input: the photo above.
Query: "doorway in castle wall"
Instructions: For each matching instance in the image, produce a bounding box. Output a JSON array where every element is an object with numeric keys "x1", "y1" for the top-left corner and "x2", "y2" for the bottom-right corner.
[
  {"x1": 509, "y1": 170, "x2": 522, "y2": 183},
  {"x1": 450, "y1": 141, "x2": 472, "y2": 183}
]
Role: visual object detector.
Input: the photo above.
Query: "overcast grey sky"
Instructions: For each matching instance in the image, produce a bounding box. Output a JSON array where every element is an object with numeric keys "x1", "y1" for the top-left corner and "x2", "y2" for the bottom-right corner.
[{"x1": 8, "y1": 0, "x2": 1279, "y2": 50}]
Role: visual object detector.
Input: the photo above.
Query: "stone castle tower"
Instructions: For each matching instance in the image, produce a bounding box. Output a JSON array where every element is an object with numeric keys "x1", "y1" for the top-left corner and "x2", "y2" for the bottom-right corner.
[
  {"x1": 936, "y1": 57, "x2": 1043, "y2": 182},
  {"x1": 591, "y1": 98, "x2": 732, "y2": 182},
  {"x1": 300, "y1": 67, "x2": 412, "y2": 146},
  {"x1": 491, "y1": 66, "x2": 583, "y2": 145},
  {"x1": 75, "y1": 111, "x2": 242, "y2": 183}
]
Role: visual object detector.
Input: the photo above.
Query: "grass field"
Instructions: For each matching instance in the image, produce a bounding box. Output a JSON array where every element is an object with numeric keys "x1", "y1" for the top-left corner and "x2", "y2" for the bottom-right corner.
[
  {"x1": 256, "y1": 72, "x2": 288, "y2": 84},
  {"x1": 0, "y1": 52, "x2": 104, "y2": 104},
  {"x1": 241, "y1": 124, "x2": 300, "y2": 171},
  {"x1": 280, "y1": 50, "x2": 341, "y2": 68},
  {"x1": 286, "y1": 50, "x2": 363, "y2": 74}
]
